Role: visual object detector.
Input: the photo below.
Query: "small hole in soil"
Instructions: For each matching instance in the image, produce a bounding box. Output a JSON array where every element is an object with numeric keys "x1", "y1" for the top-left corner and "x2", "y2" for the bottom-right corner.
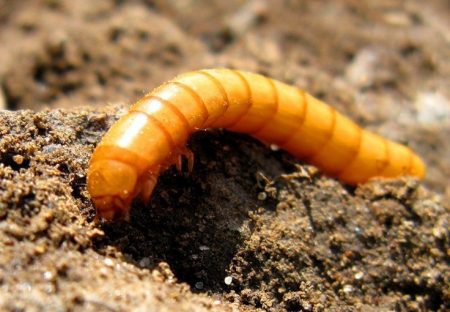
[
  {"x1": 0, "y1": 153, "x2": 31, "y2": 171},
  {"x1": 109, "y1": 27, "x2": 124, "y2": 43},
  {"x1": 206, "y1": 28, "x2": 235, "y2": 53},
  {"x1": 400, "y1": 44, "x2": 419, "y2": 57},
  {"x1": 70, "y1": 175, "x2": 87, "y2": 200}
]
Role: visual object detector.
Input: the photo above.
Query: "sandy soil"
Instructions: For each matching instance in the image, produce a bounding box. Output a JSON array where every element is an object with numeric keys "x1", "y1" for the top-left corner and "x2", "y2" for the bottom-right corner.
[{"x1": 0, "y1": 0, "x2": 448, "y2": 311}]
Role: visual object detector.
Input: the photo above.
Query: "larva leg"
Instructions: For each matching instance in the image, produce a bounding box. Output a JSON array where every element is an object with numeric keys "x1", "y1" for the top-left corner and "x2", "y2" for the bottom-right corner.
[
  {"x1": 176, "y1": 156, "x2": 183, "y2": 172},
  {"x1": 172, "y1": 147, "x2": 195, "y2": 173},
  {"x1": 139, "y1": 170, "x2": 159, "y2": 205},
  {"x1": 137, "y1": 148, "x2": 194, "y2": 207},
  {"x1": 122, "y1": 210, "x2": 131, "y2": 222},
  {"x1": 182, "y1": 147, "x2": 194, "y2": 173}
]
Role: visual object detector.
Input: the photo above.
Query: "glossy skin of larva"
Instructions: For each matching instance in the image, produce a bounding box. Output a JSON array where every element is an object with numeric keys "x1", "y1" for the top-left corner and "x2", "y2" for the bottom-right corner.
[{"x1": 87, "y1": 69, "x2": 426, "y2": 220}]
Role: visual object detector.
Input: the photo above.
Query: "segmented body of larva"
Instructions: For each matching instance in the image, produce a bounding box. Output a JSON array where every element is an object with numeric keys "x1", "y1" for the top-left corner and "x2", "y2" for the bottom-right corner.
[{"x1": 87, "y1": 69, "x2": 425, "y2": 220}]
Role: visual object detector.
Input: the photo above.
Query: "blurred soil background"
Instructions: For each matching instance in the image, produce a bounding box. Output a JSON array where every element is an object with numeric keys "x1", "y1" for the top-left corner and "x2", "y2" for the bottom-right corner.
[{"x1": 0, "y1": 0, "x2": 449, "y2": 311}]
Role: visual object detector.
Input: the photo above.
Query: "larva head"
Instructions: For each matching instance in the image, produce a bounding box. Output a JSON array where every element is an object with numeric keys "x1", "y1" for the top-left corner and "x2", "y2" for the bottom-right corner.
[{"x1": 87, "y1": 159, "x2": 138, "y2": 221}]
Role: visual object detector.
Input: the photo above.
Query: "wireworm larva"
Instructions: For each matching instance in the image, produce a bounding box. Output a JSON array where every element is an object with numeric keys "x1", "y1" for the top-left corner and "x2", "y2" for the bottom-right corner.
[{"x1": 87, "y1": 69, "x2": 425, "y2": 220}]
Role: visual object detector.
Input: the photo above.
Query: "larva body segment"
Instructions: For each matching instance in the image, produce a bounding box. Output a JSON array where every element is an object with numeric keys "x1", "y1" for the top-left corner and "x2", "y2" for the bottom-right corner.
[{"x1": 87, "y1": 68, "x2": 426, "y2": 220}]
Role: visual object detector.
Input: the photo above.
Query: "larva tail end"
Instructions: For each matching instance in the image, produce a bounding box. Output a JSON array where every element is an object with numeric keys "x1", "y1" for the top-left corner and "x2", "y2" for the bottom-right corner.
[{"x1": 410, "y1": 154, "x2": 426, "y2": 179}]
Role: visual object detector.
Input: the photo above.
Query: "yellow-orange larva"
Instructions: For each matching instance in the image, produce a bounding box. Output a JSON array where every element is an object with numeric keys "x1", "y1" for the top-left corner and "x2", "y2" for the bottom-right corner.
[{"x1": 87, "y1": 69, "x2": 426, "y2": 220}]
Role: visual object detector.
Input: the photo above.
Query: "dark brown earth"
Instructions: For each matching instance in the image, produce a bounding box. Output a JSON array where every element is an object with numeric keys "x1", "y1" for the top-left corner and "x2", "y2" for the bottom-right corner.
[{"x1": 0, "y1": 1, "x2": 449, "y2": 311}]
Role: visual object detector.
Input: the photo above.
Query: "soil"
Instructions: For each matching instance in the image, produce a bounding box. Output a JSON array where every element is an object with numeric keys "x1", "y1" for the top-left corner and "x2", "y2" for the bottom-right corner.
[{"x1": 0, "y1": 0, "x2": 449, "y2": 311}]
